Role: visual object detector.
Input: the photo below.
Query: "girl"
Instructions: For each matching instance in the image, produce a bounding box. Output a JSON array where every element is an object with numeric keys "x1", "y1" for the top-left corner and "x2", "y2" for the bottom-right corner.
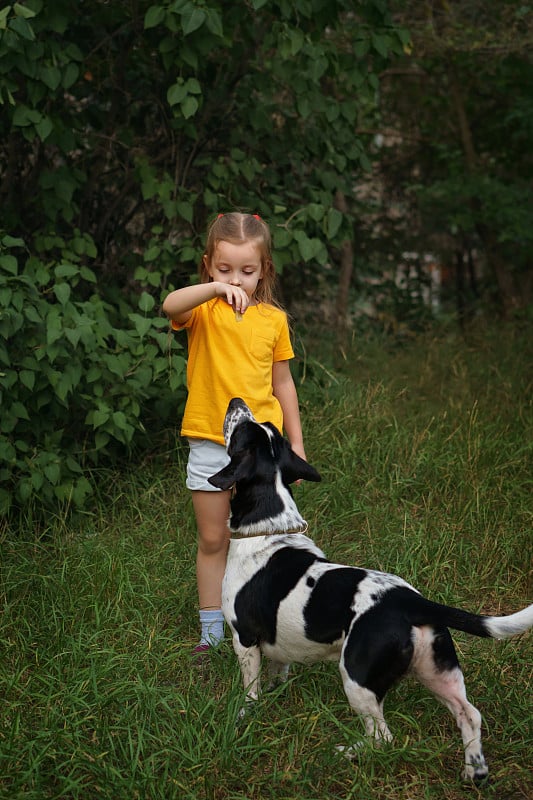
[{"x1": 162, "y1": 212, "x2": 307, "y2": 655}]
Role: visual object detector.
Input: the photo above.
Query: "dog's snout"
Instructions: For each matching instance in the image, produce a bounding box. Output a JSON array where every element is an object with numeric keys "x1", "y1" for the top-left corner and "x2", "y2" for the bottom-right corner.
[
  {"x1": 228, "y1": 397, "x2": 247, "y2": 413},
  {"x1": 223, "y1": 398, "x2": 256, "y2": 446}
]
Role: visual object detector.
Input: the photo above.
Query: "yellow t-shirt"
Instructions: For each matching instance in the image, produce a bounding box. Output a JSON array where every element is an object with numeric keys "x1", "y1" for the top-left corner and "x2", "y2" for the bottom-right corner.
[{"x1": 172, "y1": 298, "x2": 294, "y2": 444}]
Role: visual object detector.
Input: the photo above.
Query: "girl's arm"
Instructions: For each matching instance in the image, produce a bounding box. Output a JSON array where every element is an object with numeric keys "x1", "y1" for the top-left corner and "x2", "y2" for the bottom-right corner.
[
  {"x1": 162, "y1": 282, "x2": 250, "y2": 324},
  {"x1": 272, "y1": 360, "x2": 306, "y2": 461}
]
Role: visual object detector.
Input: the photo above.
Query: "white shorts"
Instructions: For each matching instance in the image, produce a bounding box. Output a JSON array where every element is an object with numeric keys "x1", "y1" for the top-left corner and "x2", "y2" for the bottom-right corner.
[{"x1": 186, "y1": 438, "x2": 230, "y2": 491}]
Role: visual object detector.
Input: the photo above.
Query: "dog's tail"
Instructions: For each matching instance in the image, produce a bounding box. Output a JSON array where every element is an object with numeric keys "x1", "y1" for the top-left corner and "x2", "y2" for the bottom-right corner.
[{"x1": 407, "y1": 593, "x2": 533, "y2": 640}]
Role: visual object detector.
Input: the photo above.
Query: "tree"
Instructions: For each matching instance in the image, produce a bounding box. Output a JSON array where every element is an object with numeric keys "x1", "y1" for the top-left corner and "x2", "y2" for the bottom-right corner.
[
  {"x1": 376, "y1": 0, "x2": 533, "y2": 318},
  {"x1": 0, "y1": 0, "x2": 406, "y2": 515}
]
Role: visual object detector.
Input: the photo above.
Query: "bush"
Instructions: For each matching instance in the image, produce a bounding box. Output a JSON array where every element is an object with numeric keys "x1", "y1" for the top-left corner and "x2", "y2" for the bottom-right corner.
[{"x1": 0, "y1": 232, "x2": 186, "y2": 516}]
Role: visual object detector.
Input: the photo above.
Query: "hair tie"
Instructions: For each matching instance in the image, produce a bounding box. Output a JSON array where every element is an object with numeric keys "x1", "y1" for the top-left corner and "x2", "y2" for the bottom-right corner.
[
  {"x1": 217, "y1": 213, "x2": 224, "y2": 219},
  {"x1": 253, "y1": 214, "x2": 261, "y2": 220}
]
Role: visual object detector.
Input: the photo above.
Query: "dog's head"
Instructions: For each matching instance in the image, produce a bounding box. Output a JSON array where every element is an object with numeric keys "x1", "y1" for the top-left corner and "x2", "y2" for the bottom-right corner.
[{"x1": 208, "y1": 397, "x2": 321, "y2": 491}]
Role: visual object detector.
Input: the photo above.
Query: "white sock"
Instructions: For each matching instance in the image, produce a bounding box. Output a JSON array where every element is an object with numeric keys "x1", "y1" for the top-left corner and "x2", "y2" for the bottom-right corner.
[{"x1": 199, "y1": 609, "x2": 225, "y2": 647}]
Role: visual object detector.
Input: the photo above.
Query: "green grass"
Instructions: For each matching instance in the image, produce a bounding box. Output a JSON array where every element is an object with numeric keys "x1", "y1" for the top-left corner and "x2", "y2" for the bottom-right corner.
[{"x1": 1, "y1": 322, "x2": 532, "y2": 799}]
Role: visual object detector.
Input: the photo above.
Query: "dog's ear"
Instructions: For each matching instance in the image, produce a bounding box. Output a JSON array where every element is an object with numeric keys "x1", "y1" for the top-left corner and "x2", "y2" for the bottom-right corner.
[
  {"x1": 208, "y1": 450, "x2": 255, "y2": 490},
  {"x1": 284, "y1": 447, "x2": 321, "y2": 484}
]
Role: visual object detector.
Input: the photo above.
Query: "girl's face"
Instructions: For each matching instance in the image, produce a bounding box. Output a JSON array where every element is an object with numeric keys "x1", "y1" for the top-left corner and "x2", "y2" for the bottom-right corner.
[{"x1": 206, "y1": 240, "x2": 263, "y2": 299}]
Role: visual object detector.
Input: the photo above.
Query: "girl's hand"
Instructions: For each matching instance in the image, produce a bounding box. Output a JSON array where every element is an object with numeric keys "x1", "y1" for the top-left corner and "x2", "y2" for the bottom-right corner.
[{"x1": 213, "y1": 282, "x2": 250, "y2": 315}]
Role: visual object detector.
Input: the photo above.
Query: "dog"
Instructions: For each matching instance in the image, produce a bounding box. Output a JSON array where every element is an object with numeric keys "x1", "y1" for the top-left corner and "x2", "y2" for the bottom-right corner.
[{"x1": 208, "y1": 397, "x2": 533, "y2": 783}]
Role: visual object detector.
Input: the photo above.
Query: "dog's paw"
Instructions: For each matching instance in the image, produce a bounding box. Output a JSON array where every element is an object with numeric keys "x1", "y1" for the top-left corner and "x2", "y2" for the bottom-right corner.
[
  {"x1": 463, "y1": 763, "x2": 489, "y2": 784},
  {"x1": 235, "y1": 699, "x2": 259, "y2": 725},
  {"x1": 335, "y1": 742, "x2": 370, "y2": 760},
  {"x1": 462, "y1": 750, "x2": 489, "y2": 784}
]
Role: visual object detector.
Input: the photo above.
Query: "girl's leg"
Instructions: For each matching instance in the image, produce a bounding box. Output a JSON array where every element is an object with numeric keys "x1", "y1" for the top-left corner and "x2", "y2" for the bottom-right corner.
[{"x1": 192, "y1": 489, "x2": 231, "y2": 647}]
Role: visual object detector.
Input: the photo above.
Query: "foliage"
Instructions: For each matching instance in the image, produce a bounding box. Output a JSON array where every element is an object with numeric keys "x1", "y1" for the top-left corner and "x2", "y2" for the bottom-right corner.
[
  {"x1": 1, "y1": 326, "x2": 532, "y2": 798},
  {"x1": 0, "y1": 0, "x2": 408, "y2": 515},
  {"x1": 375, "y1": 0, "x2": 533, "y2": 314},
  {"x1": 0, "y1": 232, "x2": 186, "y2": 516}
]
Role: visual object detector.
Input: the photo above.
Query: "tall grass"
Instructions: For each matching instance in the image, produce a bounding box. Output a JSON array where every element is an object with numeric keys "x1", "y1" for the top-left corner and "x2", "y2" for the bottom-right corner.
[{"x1": 1, "y1": 322, "x2": 532, "y2": 799}]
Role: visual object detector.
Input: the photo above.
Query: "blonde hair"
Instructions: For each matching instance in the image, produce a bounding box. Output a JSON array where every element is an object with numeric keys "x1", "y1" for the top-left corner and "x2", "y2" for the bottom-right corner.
[{"x1": 200, "y1": 212, "x2": 280, "y2": 306}]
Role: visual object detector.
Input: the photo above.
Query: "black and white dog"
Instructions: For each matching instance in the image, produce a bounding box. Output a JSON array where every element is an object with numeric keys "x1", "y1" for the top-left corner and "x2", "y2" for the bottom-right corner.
[{"x1": 208, "y1": 398, "x2": 533, "y2": 783}]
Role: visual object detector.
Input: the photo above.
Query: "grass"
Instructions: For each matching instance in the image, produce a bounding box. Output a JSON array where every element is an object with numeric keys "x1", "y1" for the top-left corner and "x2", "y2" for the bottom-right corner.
[{"x1": 1, "y1": 321, "x2": 532, "y2": 799}]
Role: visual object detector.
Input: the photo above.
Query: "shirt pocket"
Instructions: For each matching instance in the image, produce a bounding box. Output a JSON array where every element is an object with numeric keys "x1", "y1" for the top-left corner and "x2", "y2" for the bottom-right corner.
[{"x1": 250, "y1": 329, "x2": 276, "y2": 364}]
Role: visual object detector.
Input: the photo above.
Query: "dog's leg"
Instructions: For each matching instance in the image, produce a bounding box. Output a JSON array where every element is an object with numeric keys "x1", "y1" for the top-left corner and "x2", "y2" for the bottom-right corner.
[
  {"x1": 339, "y1": 677, "x2": 393, "y2": 753},
  {"x1": 412, "y1": 627, "x2": 488, "y2": 783},
  {"x1": 337, "y1": 660, "x2": 393, "y2": 758},
  {"x1": 336, "y1": 616, "x2": 414, "y2": 755},
  {"x1": 232, "y1": 637, "x2": 262, "y2": 711},
  {"x1": 266, "y1": 659, "x2": 290, "y2": 690}
]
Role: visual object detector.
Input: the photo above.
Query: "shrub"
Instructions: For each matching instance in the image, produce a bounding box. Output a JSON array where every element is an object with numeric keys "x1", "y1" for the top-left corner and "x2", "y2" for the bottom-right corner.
[{"x1": 0, "y1": 232, "x2": 186, "y2": 516}]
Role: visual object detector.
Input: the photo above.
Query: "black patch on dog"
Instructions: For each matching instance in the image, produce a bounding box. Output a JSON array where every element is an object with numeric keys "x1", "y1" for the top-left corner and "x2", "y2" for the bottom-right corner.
[
  {"x1": 304, "y1": 567, "x2": 367, "y2": 643},
  {"x1": 432, "y1": 627, "x2": 460, "y2": 672},
  {"x1": 233, "y1": 547, "x2": 327, "y2": 647},
  {"x1": 342, "y1": 597, "x2": 416, "y2": 702}
]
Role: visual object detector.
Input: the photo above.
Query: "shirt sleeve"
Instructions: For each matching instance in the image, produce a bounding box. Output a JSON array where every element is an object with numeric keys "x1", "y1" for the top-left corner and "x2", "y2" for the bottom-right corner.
[
  {"x1": 273, "y1": 314, "x2": 294, "y2": 362},
  {"x1": 170, "y1": 308, "x2": 197, "y2": 331}
]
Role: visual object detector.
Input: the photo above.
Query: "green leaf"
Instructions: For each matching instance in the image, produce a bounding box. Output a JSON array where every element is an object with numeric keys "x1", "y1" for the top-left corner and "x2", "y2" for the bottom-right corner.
[
  {"x1": 9, "y1": 14, "x2": 35, "y2": 40},
  {"x1": 129, "y1": 313, "x2": 152, "y2": 338},
  {"x1": 144, "y1": 5, "x2": 165, "y2": 29},
  {"x1": 112, "y1": 411, "x2": 134, "y2": 436},
  {"x1": 31, "y1": 470, "x2": 44, "y2": 490},
  {"x1": 65, "y1": 327, "x2": 81, "y2": 347},
  {"x1": 0, "y1": 437, "x2": 16, "y2": 460},
  {"x1": 181, "y1": 95, "x2": 199, "y2": 119},
  {"x1": 371, "y1": 33, "x2": 389, "y2": 57},
  {"x1": 19, "y1": 370, "x2": 35, "y2": 390},
  {"x1": 41, "y1": 65, "x2": 61, "y2": 90},
  {"x1": 12, "y1": 105, "x2": 42, "y2": 127},
  {"x1": 95, "y1": 431, "x2": 110, "y2": 450},
  {"x1": 0, "y1": 255, "x2": 18, "y2": 275},
  {"x1": 138, "y1": 292, "x2": 155, "y2": 313},
  {"x1": 185, "y1": 77, "x2": 201, "y2": 94},
  {"x1": 104, "y1": 353, "x2": 129, "y2": 377},
  {"x1": 55, "y1": 263, "x2": 79, "y2": 278},
  {"x1": 205, "y1": 8, "x2": 223, "y2": 37},
  {"x1": 90, "y1": 405, "x2": 111, "y2": 428},
  {"x1": 72, "y1": 476, "x2": 92, "y2": 506},
  {"x1": 273, "y1": 228, "x2": 292, "y2": 248},
  {"x1": 86, "y1": 366, "x2": 101, "y2": 383},
  {"x1": 307, "y1": 203, "x2": 325, "y2": 222},
  {"x1": 0, "y1": 7, "x2": 10, "y2": 29},
  {"x1": 46, "y1": 311, "x2": 63, "y2": 345},
  {"x1": 54, "y1": 283, "x2": 71, "y2": 305},
  {"x1": 326, "y1": 208, "x2": 342, "y2": 239},
  {"x1": 80, "y1": 266, "x2": 97, "y2": 282},
  {"x1": 144, "y1": 244, "x2": 160, "y2": 262},
  {"x1": 44, "y1": 461, "x2": 60, "y2": 484},
  {"x1": 167, "y1": 81, "x2": 188, "y2": 106},
  {"x1": 177, "y1": 201, "x2": 193, "y2": 223},
  {"x1": 62, "y1": 62, "x2": 79, "y2": 89},
  {"x1": 19, "y1": 479, "x2": 33, "y2": 503},
  {"x1": 36, "y1": 115, "x2": 53, "y2": 142},
  {"x1": 11, "y1": 400, "x2": 30, "y2": 420},
  {"x1": 14, "y1": 3, "x2": 37, "y2": 19},
  {"x1": 2, "y1": 235, "x2": 25, "y2": 248},
  {"x1": 181, "y1": 7, "x2": 206, "y2": 36}
]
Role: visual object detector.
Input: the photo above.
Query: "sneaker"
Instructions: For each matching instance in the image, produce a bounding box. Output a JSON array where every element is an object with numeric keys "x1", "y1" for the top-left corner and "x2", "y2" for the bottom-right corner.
[{"x1": 192, "y1": 643, "x2": 210, "y2": 656}]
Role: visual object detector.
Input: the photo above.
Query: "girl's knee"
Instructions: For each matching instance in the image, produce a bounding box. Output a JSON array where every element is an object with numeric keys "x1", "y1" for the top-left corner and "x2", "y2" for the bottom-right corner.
[{"x1": 197, "y1": 529, "x2": 229, "y2": 556}]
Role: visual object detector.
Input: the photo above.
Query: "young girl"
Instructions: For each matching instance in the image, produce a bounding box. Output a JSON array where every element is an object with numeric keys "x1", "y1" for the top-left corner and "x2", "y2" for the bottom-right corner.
[{"x1": 162, "y1": 212, "x2": 307, "y2": 654}]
